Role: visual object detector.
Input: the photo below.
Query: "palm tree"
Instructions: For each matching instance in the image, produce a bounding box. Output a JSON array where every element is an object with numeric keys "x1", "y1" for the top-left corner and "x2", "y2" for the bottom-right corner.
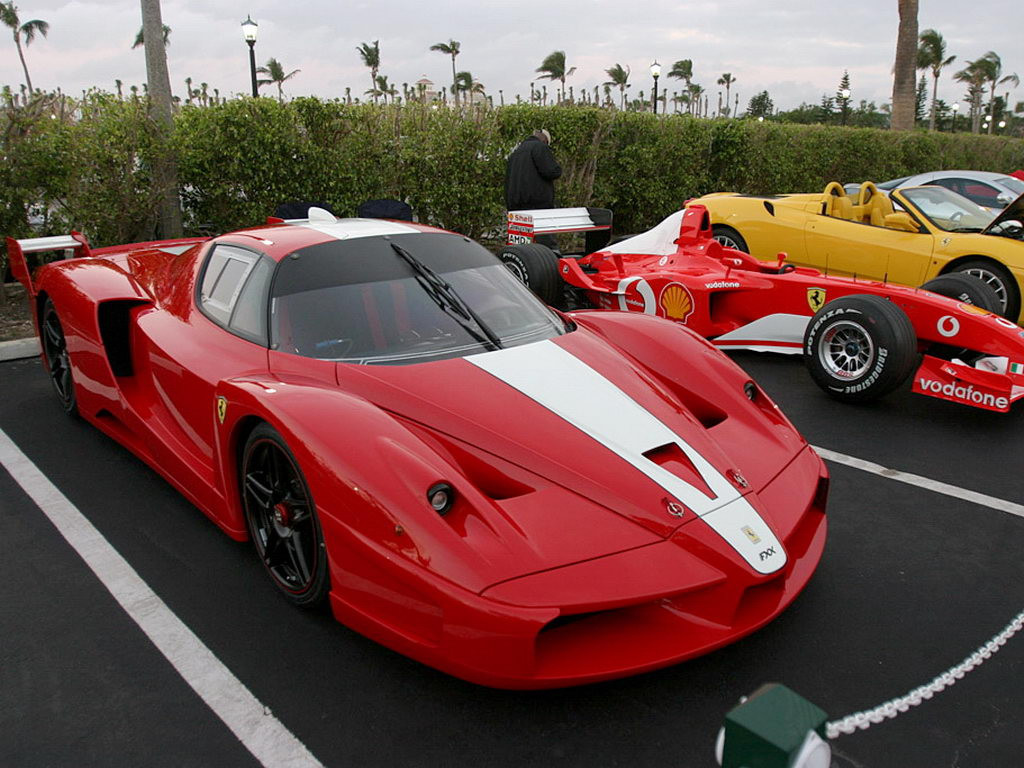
[
  {"x1": 891, "y1": 0, "x2": 919, "y2": 130},
  {"x1": 974, "y1": 52, "x2": 1018, "y2": 134},
  {"x1": 955, "y1": 58, "x2": 988, "y2": 132},
  {"x1": 356, "y1": 40, "x2": 380, "y2": 103},
  {"x1": 689, "y1": 83, "x2": 705, "y2": 117},
  {"x1": 916, "y1": 29, "x2": 955, "y2": 131},
  {"x1": 603, "y1": 63, "x2": 630, "y2": 109},
  {"x1": 429, "y1": 39, "x2": 460, "y2": 106},
  {"x1": 668, "y1": 59, "x2": 693, "y2": 113},
  {"x1": 453, "y1": 70, "x2": 484, "y2": 103},
  {"x1": 375, "y1": 74, "x2": 398, "y2": 104},
  {"x1": 0, "y1": 2, "x2": 48, "y2": 93},
  {"x1": 132, "y1": 23, "x2": 170, "y2": 49},
  {"x1": 256, "y1": 58, "x2": 301, "y2": 103},
  {"x1": 535, "y1": 50, "x2": 576, "y2": 104},
  {"x1": 717, "y1": 73, "x2": 736, "y2": 116}
]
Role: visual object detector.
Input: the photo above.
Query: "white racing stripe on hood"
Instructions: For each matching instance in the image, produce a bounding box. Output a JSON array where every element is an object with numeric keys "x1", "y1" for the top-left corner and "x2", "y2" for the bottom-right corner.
[{"x1": 467, "y1": 340, "x2": 786, "y2": 574}]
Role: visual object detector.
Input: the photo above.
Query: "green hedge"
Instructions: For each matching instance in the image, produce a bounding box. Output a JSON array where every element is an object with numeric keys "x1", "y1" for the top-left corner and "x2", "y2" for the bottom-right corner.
[{"x1": 3, "y1": 94, "x2": 1024, "y2": 267}]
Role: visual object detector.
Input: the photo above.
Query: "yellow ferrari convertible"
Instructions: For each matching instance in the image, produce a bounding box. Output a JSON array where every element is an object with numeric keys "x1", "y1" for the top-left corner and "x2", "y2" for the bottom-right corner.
[{"x1": 689, "y1": 182, "x2": 1024, "y2": 322}]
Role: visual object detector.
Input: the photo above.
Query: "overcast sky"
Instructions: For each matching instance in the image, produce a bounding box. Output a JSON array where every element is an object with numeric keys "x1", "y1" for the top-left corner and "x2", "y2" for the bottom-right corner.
[{"x1": 3, "y1": 1, "x2": 1021, "y2": 113}]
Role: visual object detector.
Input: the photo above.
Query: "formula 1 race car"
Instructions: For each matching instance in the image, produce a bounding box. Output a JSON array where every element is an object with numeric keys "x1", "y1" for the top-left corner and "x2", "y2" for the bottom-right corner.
[
  {"x1": 6, "y1": 210, "x2": 827, "y2": 689},
  {"x1": 498, "y1": 206, "x2": 1024, "y2": 412}
]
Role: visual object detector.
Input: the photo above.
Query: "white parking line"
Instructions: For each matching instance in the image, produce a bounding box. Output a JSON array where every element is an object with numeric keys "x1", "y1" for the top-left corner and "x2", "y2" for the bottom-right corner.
[
  {"x1": 0, "y1": 427, "x2": 324, "y2": 768},
  {"x1": 812, "y1": 445, "x2": 1024, "y2": 520}
]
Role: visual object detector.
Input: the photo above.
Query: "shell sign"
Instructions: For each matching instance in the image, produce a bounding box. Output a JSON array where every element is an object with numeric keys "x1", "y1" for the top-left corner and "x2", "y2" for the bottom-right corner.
[{"x1": 659, "y1": 283, "x2": 694, "y2": 322}]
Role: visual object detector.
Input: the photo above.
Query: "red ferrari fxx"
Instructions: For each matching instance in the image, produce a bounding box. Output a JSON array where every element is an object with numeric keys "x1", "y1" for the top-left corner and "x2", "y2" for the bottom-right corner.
[
  {"x1": 7, "y1": 210, "x2": 827, "y2": 689},
  {"x1": 498, "y1": 206, "x2": 1024, "y2": 412}
]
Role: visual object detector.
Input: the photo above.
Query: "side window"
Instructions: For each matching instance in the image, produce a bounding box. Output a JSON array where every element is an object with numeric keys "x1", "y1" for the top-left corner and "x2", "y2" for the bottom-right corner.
[
  {"x1": 229, "y1": 257, "x2": 274, "y2": 343},
  {"x1": 931, "y1": 178, "x2": 961, "y2": 194},
  {"x1": 960, "y1": 181, "x2": 1000, "y2": 208},
  {"x1": 199, "y1": 245, "x2": 271, "y2": 344}
]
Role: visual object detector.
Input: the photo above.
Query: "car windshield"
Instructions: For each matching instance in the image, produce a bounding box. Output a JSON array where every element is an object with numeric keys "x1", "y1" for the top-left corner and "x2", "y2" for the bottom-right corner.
[
  {"x1": 270, "y1": 232, "x2": 568, "y2": 365},
  {"x1": 899, "y1": 186, "x2": 995, "y2": 232}
]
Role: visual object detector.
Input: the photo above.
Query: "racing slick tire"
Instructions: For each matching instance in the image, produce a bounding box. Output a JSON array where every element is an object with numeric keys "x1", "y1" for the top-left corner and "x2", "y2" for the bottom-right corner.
[
  {"x1": 241, "y1": 423, "x2": 330, "y2": 608},
  {"x1": 946, "y1": 259, "x2": 1019, "y2": 322},
  {"x1": 497, "y1": 243, "x2": 562, "y2": 306},
  {"x1": 803, "y1": 295, "x2": 918, "y2": 403},
  {"x1": 920, "y1": 273, "x2": 1000, "y2": 313},
  {"x1": 711, "y1": 225, "x2": 748, "y2": 253},
  {"x1": 39, "y1": 297, "x2": 78, "y2": 417}
]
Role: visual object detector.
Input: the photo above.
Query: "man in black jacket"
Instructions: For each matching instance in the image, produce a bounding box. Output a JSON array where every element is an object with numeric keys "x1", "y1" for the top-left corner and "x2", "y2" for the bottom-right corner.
[{"x1": 505, "y1": 129, "x2": 562, "y2": 211}]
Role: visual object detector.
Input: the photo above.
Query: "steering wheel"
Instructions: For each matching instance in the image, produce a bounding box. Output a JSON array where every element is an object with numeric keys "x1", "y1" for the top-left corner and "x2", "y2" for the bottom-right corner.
[{"x1": 949, "y1": 211, "x2": 964, "y2": 224}]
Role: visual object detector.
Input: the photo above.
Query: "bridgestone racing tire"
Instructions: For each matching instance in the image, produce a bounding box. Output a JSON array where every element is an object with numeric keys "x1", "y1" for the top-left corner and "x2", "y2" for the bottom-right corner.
[
  {"x1": 919, "y1": 273, "x2": 1000, "y2": 314},
  {"x1": 496, "y1": 243, "x2": 562, "y2": 306},
  {"x1": 803, "y1": 295, "x2": 918, "y2": 403}
]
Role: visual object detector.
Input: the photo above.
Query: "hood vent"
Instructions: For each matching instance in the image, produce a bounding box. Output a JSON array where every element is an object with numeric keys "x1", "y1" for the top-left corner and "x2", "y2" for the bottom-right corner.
[{"x1": 643, "y1": 443, "x2": 716, "y2": 499}]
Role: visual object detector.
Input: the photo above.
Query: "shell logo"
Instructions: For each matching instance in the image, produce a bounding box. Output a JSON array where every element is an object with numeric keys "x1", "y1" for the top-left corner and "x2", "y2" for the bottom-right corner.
[{"x1": 659, "y1": 283, "x2": 694, "y2": 322}]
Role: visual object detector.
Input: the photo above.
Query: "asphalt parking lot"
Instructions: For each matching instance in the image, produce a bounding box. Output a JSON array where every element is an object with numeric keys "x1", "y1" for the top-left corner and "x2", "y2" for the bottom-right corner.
[{"x1": 1, "y1": 350, "x2": 1022, "y2": 768}]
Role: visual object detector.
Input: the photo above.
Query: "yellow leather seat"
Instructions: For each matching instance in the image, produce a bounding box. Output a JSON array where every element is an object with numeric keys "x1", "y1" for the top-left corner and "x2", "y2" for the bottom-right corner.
[
  {"x1": 870, "y1": 194, "x2": 895, "y2": 227},
  {"x1": 830, "y1": 195, "x2": 854, "y2": 220}
]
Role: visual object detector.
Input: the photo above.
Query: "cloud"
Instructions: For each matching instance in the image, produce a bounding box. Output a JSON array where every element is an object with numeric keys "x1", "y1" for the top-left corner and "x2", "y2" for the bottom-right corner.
[{"x1": 2, "y1": 0, "x2": 1020, "y2": 111}]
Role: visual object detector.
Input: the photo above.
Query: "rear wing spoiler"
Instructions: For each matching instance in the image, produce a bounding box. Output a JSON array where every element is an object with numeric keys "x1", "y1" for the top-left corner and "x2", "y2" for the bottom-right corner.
[
  {"x1": 5, "y1": 232, "x2": 92, "y2": 298},
  {"x1": 506, "y1": 207, "x2": 612, "y2": 246}
]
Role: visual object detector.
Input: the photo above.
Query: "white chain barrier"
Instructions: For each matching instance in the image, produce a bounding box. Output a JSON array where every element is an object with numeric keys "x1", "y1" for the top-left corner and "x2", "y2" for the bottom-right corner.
[{"x1": 826, "y1": 608, "x2": 1024, "y2": 739}]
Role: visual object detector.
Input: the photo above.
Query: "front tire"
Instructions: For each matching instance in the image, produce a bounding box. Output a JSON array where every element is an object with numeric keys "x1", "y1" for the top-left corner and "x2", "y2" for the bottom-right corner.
[
  {"x1": 496, "y1": 243, "x2": 561, "y2": 306},
  {"x1": 241, "y1": 423, "x2": 329, "y2": 607},
  {"x1": 711, "y1": 225, "x2": 748, "y2": 253},
  {"x1": 947, "y1": 259, "x2": 1019, "y2": 322},
  {"x1": 40, "y1": 297, "x2": 78, "y2": 416},
  {"x1": 804, "y1": 295, "x2": 918, "y2": 402}
]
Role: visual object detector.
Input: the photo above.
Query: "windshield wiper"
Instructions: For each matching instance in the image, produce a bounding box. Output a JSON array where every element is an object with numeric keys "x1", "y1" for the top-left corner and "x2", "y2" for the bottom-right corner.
[{"x1": 389, "y1": 242, "x2": 504, "y2": 351}]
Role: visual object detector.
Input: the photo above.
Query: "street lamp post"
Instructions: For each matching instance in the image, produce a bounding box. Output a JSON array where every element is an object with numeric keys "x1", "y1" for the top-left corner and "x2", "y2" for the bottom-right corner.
[
  {"x1": 951, "y1": 102, "x2": 959, "y2": 132},
  {"x1": 839, "y1": 87, "x2": 851, "y2": 125},
  {"x1": 650, "y1": 61, "x2": 661, "y2": 114},
  {"x1": 241, "y1": 15, "x2": 258, "y2": 98}
]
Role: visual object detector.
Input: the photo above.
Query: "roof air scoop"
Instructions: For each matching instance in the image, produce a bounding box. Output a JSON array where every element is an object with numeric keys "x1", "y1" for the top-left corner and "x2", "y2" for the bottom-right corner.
[{"x1": 307, "y1": 206, "x2": 339, "y2": 223}]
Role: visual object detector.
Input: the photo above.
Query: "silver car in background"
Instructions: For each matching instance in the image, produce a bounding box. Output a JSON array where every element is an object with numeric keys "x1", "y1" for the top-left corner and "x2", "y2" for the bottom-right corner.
[{"x1": 845, "y1": 171, "x2": 1024, "y2": 211}]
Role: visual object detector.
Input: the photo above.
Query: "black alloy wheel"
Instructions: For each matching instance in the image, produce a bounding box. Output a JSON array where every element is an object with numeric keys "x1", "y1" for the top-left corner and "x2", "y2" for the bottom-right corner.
[
  {"x1": 40, "y1": 298, "x2": 77, "y2": 415},
  {"x1": 241, "y1": 424, "x2": 329, "y2": 607}
]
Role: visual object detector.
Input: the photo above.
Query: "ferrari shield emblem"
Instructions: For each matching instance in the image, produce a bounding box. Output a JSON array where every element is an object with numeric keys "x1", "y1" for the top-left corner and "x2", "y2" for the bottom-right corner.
[
  {"x1": 741, "y1": 525, "x2": 761, "y2": 544},
  {"x1": 216, "y1": 396, "x2": 228, "y2": 424},
  {"x1": 807, "y1": 287, "x2": 827, "y2": 312}
]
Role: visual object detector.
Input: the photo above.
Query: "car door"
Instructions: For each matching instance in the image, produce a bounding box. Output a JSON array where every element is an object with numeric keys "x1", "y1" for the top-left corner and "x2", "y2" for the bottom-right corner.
[
  {"x1": 802, "y1": 213, "x2": 934, "y2": 284},
  {"x1": 130, "y1": 243, "x2": 273, "y2": 504}
]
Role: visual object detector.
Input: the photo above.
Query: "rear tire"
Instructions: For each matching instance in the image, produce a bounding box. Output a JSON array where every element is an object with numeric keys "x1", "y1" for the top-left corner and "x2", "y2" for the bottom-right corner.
[
  {"x1": 40, "y1": 297, "x2": 78, "y2": 416},
  {"x1": 711, "y1": 225, "x2": 748, "y2": 253},
  {"x1": 947, "y1": 259, "x2": 1019, "y2": 322},
  {"x1": 920, "y1": 273, "x2": 1000, "y2": 313},
  {"x1": 804, "y1": 295, "x2": 918, "y2": 402},
  {"x1": 496, "y1": 243, "x2": 562, "y2": 306}
]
